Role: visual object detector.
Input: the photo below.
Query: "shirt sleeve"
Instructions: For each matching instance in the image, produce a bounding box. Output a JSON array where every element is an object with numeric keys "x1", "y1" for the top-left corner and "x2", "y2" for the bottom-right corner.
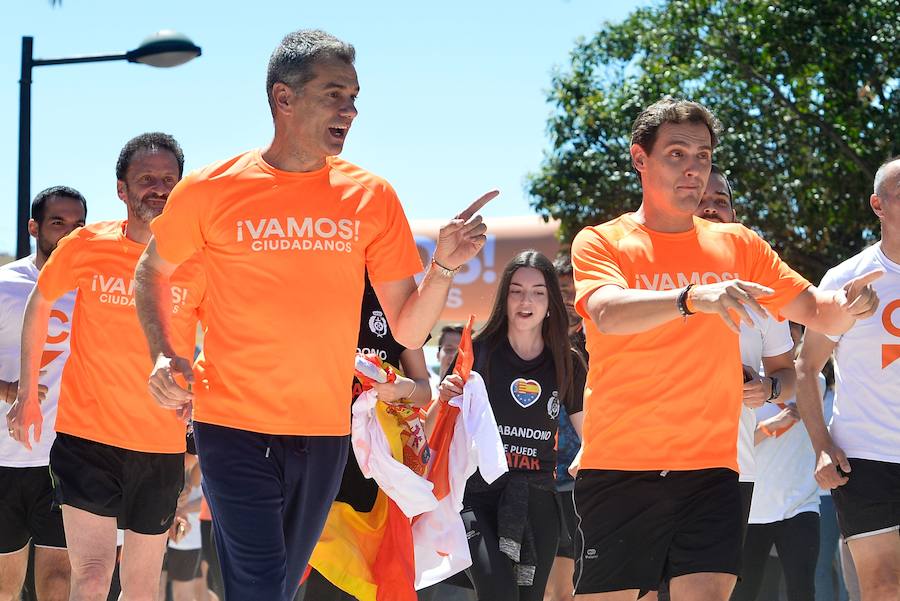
[
  {"x1": 36, "y1": 230, "x2": 83, "y2": 301},
  {"x1": 365, "y1": 183, "x2": 424, "y2": 283},
  {"x1": 572, "y1": 226, "x2": 629, "y2": 320},
  {"x1": 564, "y1": 349, "x2": 586, "y2": 415},
  {"x1": 743, "y1": 229, "x2": 811, "y2": 317},
  {"x1": 150, "y1": 171, "x2": 208, "y2": 266},
  {"x1": 761, "y1": 316, "x2": 794, "y2": 358}
]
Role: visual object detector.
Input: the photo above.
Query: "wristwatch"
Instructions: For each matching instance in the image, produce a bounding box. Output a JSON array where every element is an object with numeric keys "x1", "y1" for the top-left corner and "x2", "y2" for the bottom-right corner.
[{"x1": 766, "y1": 376, "x2": 781, "y2": 401}]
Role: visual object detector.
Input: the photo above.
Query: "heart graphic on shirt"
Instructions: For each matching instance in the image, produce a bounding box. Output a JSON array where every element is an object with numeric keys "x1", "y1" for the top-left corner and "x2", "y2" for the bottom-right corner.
[{"x1": 510, "y1": 378, "x2": 542, "y2": 408}]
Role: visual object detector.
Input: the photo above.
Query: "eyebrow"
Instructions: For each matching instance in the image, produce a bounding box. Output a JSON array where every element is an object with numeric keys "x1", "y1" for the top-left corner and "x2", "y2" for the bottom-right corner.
[
  {"x1": 662, "y1": 138, "x2": 713, "y2": 151},
  {"x1": 322, "y1": 81, "x2": 360, "y2": 92}
]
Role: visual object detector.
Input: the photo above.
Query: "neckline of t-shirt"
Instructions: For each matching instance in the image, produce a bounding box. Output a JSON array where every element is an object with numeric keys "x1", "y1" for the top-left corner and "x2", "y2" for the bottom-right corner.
[
  {"x1": 117, "y1": 220, "x2": 146, "y2": 249},
  {"x1": 874, "y1": 242, "x2": 900, "y2": 274},
  {"x1": 621, "y1": 213, "x2": 700, "y2": 241},
  {"x1": 252, "y1": 149, "x2": 333, "y2": 180},
  {"x1": 502, "y1": 336, "x2": 550, "y2": 367}
]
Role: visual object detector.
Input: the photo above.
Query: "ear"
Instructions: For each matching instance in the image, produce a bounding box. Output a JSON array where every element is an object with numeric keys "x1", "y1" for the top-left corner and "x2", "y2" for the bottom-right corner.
[
  {"x1": 27, "y1": 218, "x2": 38, "y2": 239},
  {"x1": 630, "y1": 143, "x2": 648, "y2": 175},
  {"x1": 870, "y1": 193, "x2": 883, "y2": 219},
  {"x1": 117, "y1": 179, "x2": 127, "y2": 203},
  {"x1": 271, "y1": 82, "x2": 295, "y2": 117}
]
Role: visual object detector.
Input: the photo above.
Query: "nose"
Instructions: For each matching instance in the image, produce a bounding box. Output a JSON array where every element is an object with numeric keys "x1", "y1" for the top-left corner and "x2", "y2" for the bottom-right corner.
[
  {"x1": 703, "y1": 205, "x2": 717, "y2": 214},
  {"x1": 339, "y1": 98, "x2": 358, "y2": 119}
]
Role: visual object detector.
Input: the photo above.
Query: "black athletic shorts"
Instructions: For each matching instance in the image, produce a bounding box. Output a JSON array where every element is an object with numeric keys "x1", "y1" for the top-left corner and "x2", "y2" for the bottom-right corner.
[
  {"x1": 0, "y1": 465, "x2": 66, "y2": 552},
  {"x1": 556, "y1": 483, "x2": 577, "y2": 560},
  {"x1": 49, "y1": 433, "x2": 184, "y2": 535},
  {"x1": 574, "y1": 468, "x2": 742, "y2": 594},
  {"x1": 831, "y1": 458, "x2": 900, "y2": 540},
  {"x1": 165, "y1": 547, "x2": 202, "y2": 582}
]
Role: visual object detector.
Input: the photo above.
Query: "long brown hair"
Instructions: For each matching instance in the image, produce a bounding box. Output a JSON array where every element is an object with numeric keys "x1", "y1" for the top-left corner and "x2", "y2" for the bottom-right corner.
[{"x1": 474, "y1": 249, "x2": 577, "y2": 406}]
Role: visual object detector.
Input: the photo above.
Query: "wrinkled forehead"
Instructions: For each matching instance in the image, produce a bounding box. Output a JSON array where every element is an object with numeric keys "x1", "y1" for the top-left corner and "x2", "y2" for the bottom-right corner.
[{"x1": 654, "y1": 121, "x2": 713, "y2": 150}]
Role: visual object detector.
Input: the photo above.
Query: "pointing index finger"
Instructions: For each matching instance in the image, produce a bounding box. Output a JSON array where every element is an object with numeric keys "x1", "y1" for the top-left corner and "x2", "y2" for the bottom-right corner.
[
  {"x1": 455, "y1": 190, "x2": 499, "y2": 221},
  {"x1": 849, "y1": 269, "x2": 885, "y2": 290}
]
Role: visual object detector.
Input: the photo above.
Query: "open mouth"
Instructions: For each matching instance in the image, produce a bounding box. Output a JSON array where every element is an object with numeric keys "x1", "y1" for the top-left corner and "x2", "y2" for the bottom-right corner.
[
  {"x1": 516, "y1": 311, "x2": 534, "y2": 319},
  {"x1": 328, "y1": 126, "x2": 348, "y2": 140}
]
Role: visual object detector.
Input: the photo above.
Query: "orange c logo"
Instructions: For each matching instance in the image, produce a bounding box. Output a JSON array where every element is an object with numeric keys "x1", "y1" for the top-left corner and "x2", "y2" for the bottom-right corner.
[
  {"x1": 882, "y1": 299, "x2": 900, "y2": 369},
  {"x1": 46, "y1": 309, "x2": 69, "y2": 344}
]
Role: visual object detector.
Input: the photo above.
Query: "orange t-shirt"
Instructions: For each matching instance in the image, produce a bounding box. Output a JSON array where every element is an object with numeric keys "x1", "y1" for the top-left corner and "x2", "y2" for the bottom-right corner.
[
  {"x1": 572, "y1": 214, "x2": 810, "y2": 472},
  {"x1": 150, "y1": 150, "x2": 423, "y2": 436},
  {"x1": 37, "y1": 221, "x2": 204, "y2": 453}
]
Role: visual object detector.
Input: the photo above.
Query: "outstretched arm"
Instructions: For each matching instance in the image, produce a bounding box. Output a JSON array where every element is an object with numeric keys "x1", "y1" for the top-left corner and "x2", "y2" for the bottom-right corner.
[
  {"x1": 780, "y1": 270, "x2": 882, "y2": 336},
  {"x1": 373, "y1": 191, "x2": 497, "y2": 349},
  {"x1": 584, "y1": 279, "x2": 773, "y2": 336}
]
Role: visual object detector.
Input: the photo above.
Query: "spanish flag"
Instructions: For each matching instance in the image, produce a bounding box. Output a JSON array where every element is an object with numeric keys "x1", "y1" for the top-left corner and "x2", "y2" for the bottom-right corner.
[
  {"x1": 309, "y1": 364, "x2": 429, "y2": 601},
  {"x1": 309, "y1": 318, "x2": 476, "y2": 600}
]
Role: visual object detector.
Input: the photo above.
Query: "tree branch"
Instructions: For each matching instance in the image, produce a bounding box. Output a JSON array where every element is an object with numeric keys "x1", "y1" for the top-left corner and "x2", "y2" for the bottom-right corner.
[{"x1": 701, "y1": 36, "x2": 874, "y2": 181}]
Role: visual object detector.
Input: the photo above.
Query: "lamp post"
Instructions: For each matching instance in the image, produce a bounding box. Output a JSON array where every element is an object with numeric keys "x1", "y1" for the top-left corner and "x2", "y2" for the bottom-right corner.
[{"x1": 16, "y1": 31, "x2": 202, "y2": 258}]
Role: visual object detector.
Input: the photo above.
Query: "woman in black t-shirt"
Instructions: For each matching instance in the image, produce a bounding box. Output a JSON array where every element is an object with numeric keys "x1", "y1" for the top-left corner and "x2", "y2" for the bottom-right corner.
[{"x1": 437, "y1": 249, "x2": 585, "y2": 601}]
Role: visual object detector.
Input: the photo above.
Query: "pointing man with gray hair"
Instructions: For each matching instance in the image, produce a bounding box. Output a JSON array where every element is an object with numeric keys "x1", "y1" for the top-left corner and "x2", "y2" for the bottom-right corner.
[{"x1": 134, "y1": 29, "x2": 496, "y2": 601}]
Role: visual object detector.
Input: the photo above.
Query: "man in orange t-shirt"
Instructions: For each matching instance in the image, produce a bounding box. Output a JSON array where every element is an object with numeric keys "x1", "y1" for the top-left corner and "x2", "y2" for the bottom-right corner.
[
  {"x1": 9, "y1": 133, "x2": 204, "y2": 601},
  {"x1": 570, "y1": 98, "x2": 882, "y2": 601},
  {"x1": 132, "y1": 30, "x2": 495, "y2": 601}
]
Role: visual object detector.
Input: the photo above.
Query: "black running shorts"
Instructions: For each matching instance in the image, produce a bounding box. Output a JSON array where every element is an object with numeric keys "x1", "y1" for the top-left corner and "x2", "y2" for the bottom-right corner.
[
  {"x1": 0, "y1": 465, "x2": 66, "y2": 552},
  {"x1": 574, "y1": 468, "x2": 743, "y2": 594},
  {"x1": 49, "y1": 433, "x2": 183, "y2": 535},
  {"x1": 831, "y1": 458, "x2": 900, "y2": 541}
]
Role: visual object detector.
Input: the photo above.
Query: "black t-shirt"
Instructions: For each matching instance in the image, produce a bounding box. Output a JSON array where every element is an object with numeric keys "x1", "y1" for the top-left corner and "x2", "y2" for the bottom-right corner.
[
  {"x1": 474, "y1": 337, "x2": 585, "y2": 474},
  {"x1": 337, "y1": 277, "x2": 407, "y2": 512},
  {"x1": 353, "y1": 279, "x2": 406, "y2": 399}
]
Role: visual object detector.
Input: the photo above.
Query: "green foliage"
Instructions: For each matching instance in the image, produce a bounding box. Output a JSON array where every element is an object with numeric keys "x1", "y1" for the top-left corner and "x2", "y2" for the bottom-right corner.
[{"x1": 528, "y1": 0, "x2": 900, "y2": 281}]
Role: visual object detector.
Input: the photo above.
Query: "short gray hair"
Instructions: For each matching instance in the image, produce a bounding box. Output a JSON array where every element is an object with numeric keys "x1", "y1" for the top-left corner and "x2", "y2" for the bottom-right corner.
[
  {"x1": 874, "y1": 156, "x2": 900, "y2": 197},
  {"x1": 266, "y1": 29, "x2": 356, "y2": 117}
]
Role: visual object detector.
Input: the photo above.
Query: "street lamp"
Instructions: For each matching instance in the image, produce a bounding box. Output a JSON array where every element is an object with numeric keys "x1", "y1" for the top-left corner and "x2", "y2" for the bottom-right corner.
[{"x1": 16, "y1": 31, "x2": 202, "y2": 258}]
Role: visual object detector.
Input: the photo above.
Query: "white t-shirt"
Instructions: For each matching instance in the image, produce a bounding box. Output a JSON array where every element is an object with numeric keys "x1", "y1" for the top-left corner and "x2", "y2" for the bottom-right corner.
[
  {"x1": 737, "y1": 315, "x2": 794, "y2": 482},
  {"x1": 748, "y1": 373, "x2": 825, "y2": 524},
  {"x1": 819, "y1": 243, "x2": 900, "y2": 464},
  {"x1": 0, "y1": 256, "x2": 75, "y2": 466}
]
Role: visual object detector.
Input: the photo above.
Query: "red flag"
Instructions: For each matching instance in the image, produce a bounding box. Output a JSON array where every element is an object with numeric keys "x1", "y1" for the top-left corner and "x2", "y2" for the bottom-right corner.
[{"x1": 426, "y1": 315, "x2": 475, "y2": 501}]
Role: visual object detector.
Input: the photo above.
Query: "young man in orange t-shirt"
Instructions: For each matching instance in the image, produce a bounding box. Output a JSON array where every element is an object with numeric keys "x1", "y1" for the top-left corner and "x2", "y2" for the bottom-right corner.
[
  {"x1": 570, "y1": 98, "x2": 882, "y2": 601},
  {"x1": 132, "y1": 30, "x2": 495, "y2": 601},
  {"x1": 9, "y1": 133, "x2": 203, "y2": 601}
]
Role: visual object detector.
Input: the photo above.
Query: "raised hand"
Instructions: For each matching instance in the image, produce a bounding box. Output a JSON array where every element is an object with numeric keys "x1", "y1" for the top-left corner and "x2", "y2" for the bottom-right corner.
[
  {"x1": 834, "y1": 269, "x2": 883, "y2": 320},
  {"x1": 432, "y1": 190, "x2": 499, "y2": 271}
]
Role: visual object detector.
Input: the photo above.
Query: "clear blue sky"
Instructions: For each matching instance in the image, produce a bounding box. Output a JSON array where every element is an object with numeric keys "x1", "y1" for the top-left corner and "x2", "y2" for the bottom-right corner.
[{"x1": 1, "y1": 0, "x2": 649, "y2": 255}]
